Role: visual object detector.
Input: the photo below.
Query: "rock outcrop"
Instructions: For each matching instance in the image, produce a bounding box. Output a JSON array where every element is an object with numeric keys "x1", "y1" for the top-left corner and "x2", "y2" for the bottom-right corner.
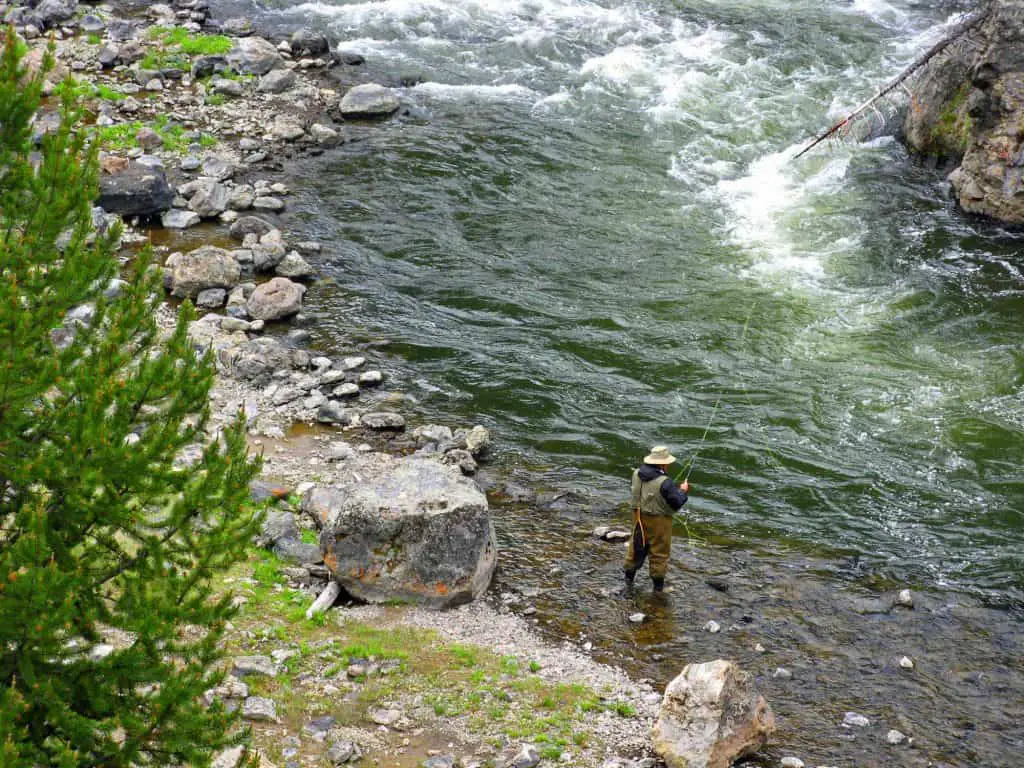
[
  {"x1": 303, "y1": 455, "x2": 498, "y2": 609},
  {"x1": 904, "y1": 1, "x2": 1024, "y2": 222},
  {"x1": 652, "y1": 659, "x2": 774, "y2": 768}
]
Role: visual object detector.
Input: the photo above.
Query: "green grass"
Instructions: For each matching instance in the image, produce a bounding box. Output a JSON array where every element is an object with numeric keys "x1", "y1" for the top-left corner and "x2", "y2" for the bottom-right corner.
[
  {"x1": 148, "y1": 26, "x2": 233, "y2": 56},
  {"x1": 94, "y1": 84, "x2": 125, "y2": 102},
  {"x1": 213, "y1": 550, "x2": 627, "y2": 764},
  {"x1": 930, "y1": 81, "x2": 974, "y2": 155},
  {"x1": 205, "y1": 93, "x2": 226, "y2": 106},
  {"x1": 96, "y1": 121, "x2": 144, "y2": 151},
  {"x1": 86, "y1": 33, "x2": 102, "y2": 45},
  {"x1": 300, "y1": 529, "x2": 318, "y2": 545}
]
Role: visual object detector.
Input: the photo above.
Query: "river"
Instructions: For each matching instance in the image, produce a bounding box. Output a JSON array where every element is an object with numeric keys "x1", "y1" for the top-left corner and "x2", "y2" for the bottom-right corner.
[{"x1": 212, "y1": 0, "x2": 1022, "y2": 764}]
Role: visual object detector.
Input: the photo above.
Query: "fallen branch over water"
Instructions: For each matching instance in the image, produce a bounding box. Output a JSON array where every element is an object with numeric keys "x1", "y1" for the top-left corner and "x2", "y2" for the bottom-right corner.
[{"x1": 793, "y1": 4, "x2": 993, "y2": 160}]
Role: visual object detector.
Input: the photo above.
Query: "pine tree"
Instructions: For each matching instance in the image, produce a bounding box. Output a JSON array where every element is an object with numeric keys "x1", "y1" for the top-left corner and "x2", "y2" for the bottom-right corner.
[{"x1": 0, "y1": 28, "x2": 262, "y2": 767}]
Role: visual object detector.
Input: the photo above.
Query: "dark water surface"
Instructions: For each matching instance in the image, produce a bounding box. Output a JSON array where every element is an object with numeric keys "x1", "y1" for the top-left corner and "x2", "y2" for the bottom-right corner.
[{"x1": 213, "y1": 0, "x2": 1022, "y2": 763}]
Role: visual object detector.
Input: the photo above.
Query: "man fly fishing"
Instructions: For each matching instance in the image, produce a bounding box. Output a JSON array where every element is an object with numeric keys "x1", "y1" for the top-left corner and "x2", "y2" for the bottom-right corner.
[{"x1": 623, "y1": 445, "x2": 689, "y2": 593}]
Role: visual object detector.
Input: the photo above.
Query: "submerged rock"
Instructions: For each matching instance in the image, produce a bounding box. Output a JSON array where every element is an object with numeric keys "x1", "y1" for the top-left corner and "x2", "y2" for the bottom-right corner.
[
  {"x1": 304, "y1": 454, "x2": 497, "y2": 608},
  {"x1": 652, "y1": 659, "x2": 774, "y2": 768}
]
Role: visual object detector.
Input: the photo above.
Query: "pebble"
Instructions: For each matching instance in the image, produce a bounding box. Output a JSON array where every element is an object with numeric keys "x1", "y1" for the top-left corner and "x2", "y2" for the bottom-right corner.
[
  {"x1": 895, "y1": 589, "x2": 914, "y2": 608},
  {"x1": 603, "y1": 529, "x2": 630, "y2": 542},
  {"x1": 755, "y1": 643, "x2": 766, "y2": 653},
  {"x1": 628, "y1": 612, "x2": 646, "y2": 624},
  {"x1": 899, "y1": 656, "x2": 915, "y2": 669},
  {"x1": 842, "y1": 711, "x2": 870, "y2": 728},
  {"x1": 241, "y1": 696, "x2": 277, "y2": 722},
  {"x1": 358, "y1": 370, "x2": 383, "y2": 386},
  {"x1": 779, "y1": 758, "x2": 804, "y2": 768},
  {"x1": 592, "y1": 525, "x2": 611, "y2": 538},
  {"x1": 368, "y1": 707, "x2": 402, "y2": 726},
  {"x1": 231, "y1": 655, "x2": 277, "y2": 677},
  {"x1": 342, "y1": 356, "x2": 366, "y2": 370},
  {"x1": 772, "y1": 667, "x2": 792, "y2": 680},
  {"x1": 703, "y1": 620, "x2": 721, "y2": 634}
]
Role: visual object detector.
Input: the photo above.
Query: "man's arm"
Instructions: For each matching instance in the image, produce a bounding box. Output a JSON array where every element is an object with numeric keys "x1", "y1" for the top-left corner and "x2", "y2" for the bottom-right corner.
[{"x1": 660, "y1": 478, "x2": 688, "y2": 510}]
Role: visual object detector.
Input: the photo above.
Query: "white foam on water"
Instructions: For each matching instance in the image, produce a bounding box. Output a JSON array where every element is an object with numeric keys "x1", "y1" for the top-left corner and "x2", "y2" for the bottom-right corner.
[
  {"x1": 412, "y1": 81, "x2": 539, "y2": 103},
  {"x1": 715, "y1": 147, "x2": 861, "y2": 283}
]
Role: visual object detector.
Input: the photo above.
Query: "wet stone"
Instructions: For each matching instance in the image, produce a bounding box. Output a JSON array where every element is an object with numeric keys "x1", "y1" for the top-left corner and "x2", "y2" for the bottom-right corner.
[
  {"x1": 703, "y1": 620, "x2": 721, "y2": 634},
  {"x1": 887, "y1": 729, "x2": 907, "y2": 745},
  {"x1": 899, "y1": 656, "x2": 915, "y2": 669},
  {"x1": 842, "y1": 712, "x2": 870, "y2": 728},
  {"x1": 361, "y1": 412, "x2": 406, "y2": 430},
  {"x1": 779, "y1": 758, "x2": 804, "y2": 768}
]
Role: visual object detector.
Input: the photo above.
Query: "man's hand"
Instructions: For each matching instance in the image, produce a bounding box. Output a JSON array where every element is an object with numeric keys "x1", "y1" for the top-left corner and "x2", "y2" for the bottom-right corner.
[{"x1": 680, "y1": 480, "x2": 690, "y2": 493}]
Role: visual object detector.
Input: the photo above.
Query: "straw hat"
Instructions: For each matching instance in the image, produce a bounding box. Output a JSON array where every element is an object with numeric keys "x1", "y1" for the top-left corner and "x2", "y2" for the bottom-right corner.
[{"x1": 643, "y1": 445, "x2": 677, "y2": 465}]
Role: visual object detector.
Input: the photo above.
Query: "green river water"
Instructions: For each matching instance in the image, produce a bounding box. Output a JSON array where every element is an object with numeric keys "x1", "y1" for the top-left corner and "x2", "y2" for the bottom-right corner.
[{"x1": 213, "y1": 0, "x2": 1023, "y2": 763}]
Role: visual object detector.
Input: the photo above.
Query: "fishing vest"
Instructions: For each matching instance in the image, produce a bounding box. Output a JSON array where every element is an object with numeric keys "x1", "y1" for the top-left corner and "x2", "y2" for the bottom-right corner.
[{"x1": 632, "y1": 470, "x2": 675, "y2": 517}]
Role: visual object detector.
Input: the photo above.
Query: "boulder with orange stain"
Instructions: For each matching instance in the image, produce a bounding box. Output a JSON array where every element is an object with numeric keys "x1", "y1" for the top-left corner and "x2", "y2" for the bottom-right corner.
[{"x1": 302, "y1": 453, "x2": 497, "y2": 609}]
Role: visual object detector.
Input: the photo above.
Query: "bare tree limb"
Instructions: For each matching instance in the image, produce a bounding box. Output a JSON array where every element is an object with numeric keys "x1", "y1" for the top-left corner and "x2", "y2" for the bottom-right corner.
[{"x1": 793, "y1": 4, "x2": 993, "y2": 160}]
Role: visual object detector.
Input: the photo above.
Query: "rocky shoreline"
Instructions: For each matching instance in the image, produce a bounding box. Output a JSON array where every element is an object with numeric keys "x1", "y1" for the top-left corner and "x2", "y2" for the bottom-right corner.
[{"x1": 4, "y1": 1, "x2": 691, "y2": 766}]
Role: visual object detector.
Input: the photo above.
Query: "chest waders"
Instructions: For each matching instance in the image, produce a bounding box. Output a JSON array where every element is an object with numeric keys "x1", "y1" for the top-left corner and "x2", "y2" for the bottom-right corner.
[{"x1": 624, "y1": 472, "x2": 674, "y2": 590}]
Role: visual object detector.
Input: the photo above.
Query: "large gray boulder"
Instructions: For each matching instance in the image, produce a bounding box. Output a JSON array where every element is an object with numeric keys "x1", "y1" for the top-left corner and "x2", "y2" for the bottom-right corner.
[
  {"x1": 338, "y1": 84, "x2": 401, "y2": 117},
  {"x1": 652, "y1": 660, "x2": 774, "y2": 768},
  {"x1": 226, "y1": 37, "x2": 284, "y2": 76},
  {"x1": 303, "y1": 455, "x2": 497, "y2": 608},
  {"x1": 167, "y1": 246, "x2": 241, "y2": 299},
  {"x1": 904, "y1": 2, "x2": 1024, "y2": 222},
  {"x1": 32, "y1": 0, "x2": 78, "y2": 28},
  {"x1": 246, "y1": 277, "x2": 305, "y2": 321},
  {"x1": 98, "y1": 163, "x2": 173, "y2": 217}
]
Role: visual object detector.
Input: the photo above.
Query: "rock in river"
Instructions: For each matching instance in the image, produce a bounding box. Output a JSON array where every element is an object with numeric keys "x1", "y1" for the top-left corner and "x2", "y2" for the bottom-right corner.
[
  {"x1": 653, "y1": 659, "x2": 774, "y2": 768},
  {"x1": 246, "y1": 277, "x2": 305, "y2": 321},
  {"x1": 167, "y1": 246, "x2": 241, "y2": 299},
  {"x1": 303, "y1": 454, "x2": 498, "y2": 608},
  {"x1": 338, "y1": 83, "x2": 401, "y2": 117},
  {"x1": 226, "y1": 37, "x2": 284, "y2": 76}
]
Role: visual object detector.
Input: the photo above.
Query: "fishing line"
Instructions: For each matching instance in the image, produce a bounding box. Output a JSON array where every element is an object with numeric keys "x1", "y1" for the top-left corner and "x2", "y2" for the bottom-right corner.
[{"x1": 676, "y1": 301, "x2": 759, "y2": 485}]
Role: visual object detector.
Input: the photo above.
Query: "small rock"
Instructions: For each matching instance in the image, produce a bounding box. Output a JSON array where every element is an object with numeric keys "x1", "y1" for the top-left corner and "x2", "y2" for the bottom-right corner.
[
  {"x1": 361, "y1": 412, "x2": 406, "y2": 431},
  {"x1": 503, "y1": 744, "x2": 540, "y2": 768},
  {"x1": 333, "y1": 383, "x2": 360, "y2": 398},
  {"x1": 358, "y1": 370, "x2": 384, "y2": 387},
  {"x1": 754, "y1": 643, "x2": 766, "y2": 653},
  {"x1": 318, "y1": 401, "x2": 353, "y2": 425},
  {"x1": 162, "y1": 209, "x2": 201, "y2": 229},
  {"x1": 342, "y1": 356, "x2": 366, "y2": 370},
  {"x1": 338, "y1": 83, "x2": 401, "y2": 117},
  {"x1": 779, "y1": 758, "x2": 804, "y2": 768},
  {"x1": 592, "y1": 526, "x2": 611, "y2": 538},
  {"x1": 368, "y1": 708, "x2": 402, "y2": 726},
  {"x1": 241, "y1": 696, "x2": 278, "y2": 722},
  {"x1": 703, "y1": 620, "x2": 721, "y2": 634},
  {"x1": 275, "y1": 251, "x2": 315, "y2": 279},
  {"x1": 895, "y1": 589, "x2": 914, "y2": 608},
  {"x1": 196, "y1": 288, "x2": 227, "y2": 308},
  {"x1": 628, "y1": 612, "x2": 646, "y2": 623},
  {"x1": 899, "y1": 656, "x2": 915, "y2": 670},
  {"x1": 842, "y1": 712, "x2": 870, "y2": 728},
  {"x1": 258, "y1": 68, "x2": 297, "y2": 94},
  {"x1": 705, "y1": 576, "x2": 730, "y2": 592},
  {"x1": 603, "y1": 529, "x2": 630, "y2": 542},
  {"x1": 326, "y1": 740, "x2": 360, "y2": 765},
  {"x1": 232, "y1": 655, "x2": 277, "y2": 678},
  {"x1": 253, "y1": 196, "x2": 286, "y2": 212},
  {"x1": 887, "y1": 729, "x2": 906, "y2": 745}
]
